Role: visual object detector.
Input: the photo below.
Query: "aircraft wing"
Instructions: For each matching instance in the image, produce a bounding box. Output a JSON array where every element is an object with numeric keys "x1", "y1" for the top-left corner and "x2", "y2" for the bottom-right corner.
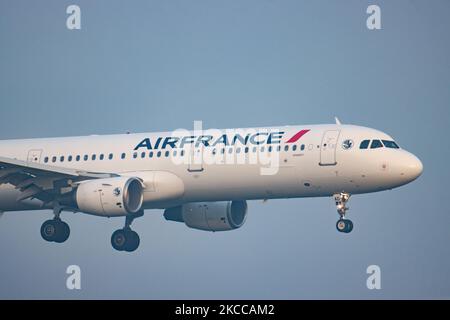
[{"x1": 0, "y1": 156, "x2": 117, "y2": 204}]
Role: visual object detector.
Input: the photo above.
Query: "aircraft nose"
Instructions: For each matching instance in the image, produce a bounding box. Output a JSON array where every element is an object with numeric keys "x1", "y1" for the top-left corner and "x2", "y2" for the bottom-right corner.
[{"x1": 401, "y1": 152, "x2": 423, "y2": 182}]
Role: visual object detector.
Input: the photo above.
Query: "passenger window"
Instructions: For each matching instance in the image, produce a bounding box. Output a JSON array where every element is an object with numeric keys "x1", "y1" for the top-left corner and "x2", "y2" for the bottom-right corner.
[
  {"x1": 359, "y1": 140, "x2": 370, "y2": 149},
  {"x1": 84, "y1": 155, "x2": 88, "y2": 161},
  {"x1": 277, "y1": 145, "x2": 281, "y2": 152},
  {"x1": 121, "y1": 153, "x2": 126, "y2": 159},
  {"x1": 370, "y1": 140, "x2": 383, "y2": 149},
  {"x1": 260, "y1": 146, "x2": 265, "y2": 153},
  {"x1": 44, "y1": 157, "x2": 49, "y2": 163},
  {"x1": 133, "y1": 152, "x2": 138, "y2": 159},
  {"x1": 173, "y1": 150, "x2": 177, "y2": 157},
  {"x1": 92, "y1": 154, "x2": 96, "y2": 161},
  {"x1": 68, "y1": 155, "x2": 73, "y2": 162},
  {"x1": 245, "y1": 147, "x2": 249, "y2": 153},
  {"x1": 268, "y1": 146, "x2": 272, "y2": 152},
  {"x1": 99, "y1": 154, "x2": 104, "y2": 160},
  {"x1": 108, "y1": 153, "x2": 113, "y2": 160},
  {"x1": 141, "y1": 152, "x2": 146, "y2": 158},
  {"x1": 76, "y1": 155, "x2": 81, "y2": 161},
  {"x1": 157, "y1": 151, "x2": 161, "y2": 158},
  {"x1": 165, "y1": 151, "x2": 169, "y2": 157},
  {"x1": 284, "y1": 145, "x2": 289, "y2": 152},
  {"x1": 60, "y1": 156, "x2": 65, "y2": 162},
  {"x1": 292, "y1": 145, "x2": 297, "y2": 151},
  {"x1": 236, "y1": 147, "x2": 241, "y2": 154},
  {"x1": 301, "y1": 144, "x2": 305, "y2": 151},
  {"x1": 149, "y1": 151, "x2": 153, "y2": 158},
  {"x1": 52, "y1": 156, "x2": 57, "y2": 163},
  {"x1": 180, "y1": 150, "x2": 185, "y2": 157},
  {"x1": 382, "y1": 140, "x2": 400, "y2": 149}
]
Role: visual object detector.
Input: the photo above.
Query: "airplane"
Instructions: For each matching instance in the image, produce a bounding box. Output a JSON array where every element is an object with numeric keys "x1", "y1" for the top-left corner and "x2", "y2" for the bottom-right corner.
[{"x1": 0, "y1": 120, "x2": 423, "y2": 252}]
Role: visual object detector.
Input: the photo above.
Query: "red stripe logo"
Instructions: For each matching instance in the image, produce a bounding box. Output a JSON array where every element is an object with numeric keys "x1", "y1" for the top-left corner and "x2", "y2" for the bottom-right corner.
[{"x1": 286, "y1": 129, "x2": 310, "y2": 143}]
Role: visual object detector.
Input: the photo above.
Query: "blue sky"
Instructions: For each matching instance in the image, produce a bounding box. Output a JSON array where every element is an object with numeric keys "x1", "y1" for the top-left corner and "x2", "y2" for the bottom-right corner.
[{"x1": 0, "y1": 0, "x2": 449, "y2": 299}]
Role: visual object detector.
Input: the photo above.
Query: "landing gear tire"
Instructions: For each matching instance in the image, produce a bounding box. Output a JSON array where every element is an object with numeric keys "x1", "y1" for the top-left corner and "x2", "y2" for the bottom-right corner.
[
  {"x1": 333, "y1": 192, "x2": 354, "y2": 233},
  {"x1": 54, "y1": 221, "x2": 70, "y2": 243},
  {"x1": 124, "y1": 230, "x2": 140, "y2": 252},
  {"x1": 40, "y1": 219, "x2": 70, "y2": 243},
  {"x1": 111, "y1": 229, "x2": 140, "y2": 252},
  {"x1": 336, "y1": 219, "x2": 353, "y2": 233},
  {"x1": 111, "y1": 229, "x2": 127, "y2": 251},
  {"x1": 41, "y1": 220, "x2": 57, "y2": 242}
]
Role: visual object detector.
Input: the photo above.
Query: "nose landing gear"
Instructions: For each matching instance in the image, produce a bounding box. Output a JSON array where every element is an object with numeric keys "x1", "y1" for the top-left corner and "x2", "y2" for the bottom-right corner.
[{"x1": 334, "y1": 192, "x2": 353, "y2": 233}]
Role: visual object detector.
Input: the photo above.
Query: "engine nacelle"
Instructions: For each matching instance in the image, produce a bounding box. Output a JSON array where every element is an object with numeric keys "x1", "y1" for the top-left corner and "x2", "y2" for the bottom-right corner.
[
  {"x1": 75, "y1": 177, "x2": 144, "y2": 217},
  {"x1": 164, "y1": 201, "x2": 248, "y2": 232}
]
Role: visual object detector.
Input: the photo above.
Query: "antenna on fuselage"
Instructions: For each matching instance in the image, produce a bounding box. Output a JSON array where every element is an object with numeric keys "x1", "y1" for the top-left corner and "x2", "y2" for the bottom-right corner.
[{"x1": 334, "y1": 117, "x2": 342, "y2": 125}]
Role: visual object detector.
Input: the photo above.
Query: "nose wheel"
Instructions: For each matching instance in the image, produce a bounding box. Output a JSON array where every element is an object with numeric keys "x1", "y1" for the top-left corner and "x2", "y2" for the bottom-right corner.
[
  {"x1": 336, "y1": 218, "x2": 353, "y2": 233},
  {"x1": 334, "y1": 192, "x2": 353, "y2": 233}
]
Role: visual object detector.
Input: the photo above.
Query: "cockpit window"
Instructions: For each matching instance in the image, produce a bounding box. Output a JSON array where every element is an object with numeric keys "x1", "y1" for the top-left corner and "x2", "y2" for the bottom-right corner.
[
  {"x1": 359, "y1": 140, "x2": 370, "y2": 149},
  {"x1": 370, "y1": 140, "x2": 383, "y2": 149},
  {"x1": 382, "y1": 140, "x2": 400, "y2": 149}
]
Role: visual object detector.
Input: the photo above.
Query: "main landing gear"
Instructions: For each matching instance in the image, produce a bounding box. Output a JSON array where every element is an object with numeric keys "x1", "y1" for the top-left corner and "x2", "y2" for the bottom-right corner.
[
  {"x1": 40, "y1": 206, "x2": 70, "y2": 243},
  {"x1": 111, "y1": 211, "x2": 143, "y2": 252},
  {"x1": 334, "y1": 192, "x2": 353, "y2": 233}
]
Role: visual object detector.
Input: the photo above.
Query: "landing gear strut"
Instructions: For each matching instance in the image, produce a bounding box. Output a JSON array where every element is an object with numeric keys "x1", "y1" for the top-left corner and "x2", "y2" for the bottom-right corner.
[
  {"x1": 111, "y1": 211, "x2": 143, "y2": 252},
  {"x1": 40, "y1": 204, "x2": 70, "y2": 243},
  {"x1": 334, "y1": 192, "x2": 353, "y2": 233}
]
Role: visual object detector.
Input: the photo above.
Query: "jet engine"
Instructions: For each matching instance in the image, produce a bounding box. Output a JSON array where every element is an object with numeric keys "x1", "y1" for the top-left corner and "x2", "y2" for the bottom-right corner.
[
  {"x1": 75, "y1": 177, "x2": 144, "y2": 217},
  {"x1": 164, "y1": 200, "x2": 248, "y2": 232}
]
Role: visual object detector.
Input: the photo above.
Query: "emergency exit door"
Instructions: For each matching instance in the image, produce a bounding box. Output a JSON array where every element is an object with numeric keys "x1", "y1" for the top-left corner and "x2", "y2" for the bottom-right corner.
[{"x1": 27, "y1": 149, "x2": 43, "y2": 164}]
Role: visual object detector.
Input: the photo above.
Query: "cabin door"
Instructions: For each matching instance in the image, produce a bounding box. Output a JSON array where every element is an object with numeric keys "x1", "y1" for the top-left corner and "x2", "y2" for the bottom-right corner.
[
  {"x1": 188, "y1": 146, "x2": 204, "y2": 172},
  {"x1": 319, "y1": 130, "x2": 340, "y2": 166}
]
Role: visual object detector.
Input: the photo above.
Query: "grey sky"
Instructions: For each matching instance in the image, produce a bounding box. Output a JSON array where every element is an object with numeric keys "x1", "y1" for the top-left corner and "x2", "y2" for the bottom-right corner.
[{"x1": 0, "y1": 0, "x2": 449, "y2": 299}]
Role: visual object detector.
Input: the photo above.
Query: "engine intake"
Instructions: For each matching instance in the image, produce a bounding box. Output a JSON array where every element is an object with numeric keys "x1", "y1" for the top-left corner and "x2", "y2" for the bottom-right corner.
[
  {"x1": 75, "y1": 177, "x2": 144, "y2": 217},
  {"x1": 164, "y1": 200, "x2": 248, "y2": 232}
]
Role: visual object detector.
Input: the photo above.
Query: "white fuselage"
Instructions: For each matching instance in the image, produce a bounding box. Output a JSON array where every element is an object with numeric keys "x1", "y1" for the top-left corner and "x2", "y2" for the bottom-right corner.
[{"x1": 0, "y1": 124, "x2": 423, "y2": 212}]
